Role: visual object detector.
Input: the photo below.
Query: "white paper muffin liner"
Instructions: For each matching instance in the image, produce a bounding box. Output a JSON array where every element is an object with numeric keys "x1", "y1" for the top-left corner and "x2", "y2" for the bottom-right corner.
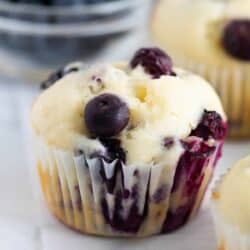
[
  {"x1": 33, "y1": 133, "x2": 222, "y2": 237},
  {"x1": 211, "y1": 171, "x2": 250, "y2": 250},
  {"x1": 175, "y1": 56, "x2": 250, "y2": 138}
]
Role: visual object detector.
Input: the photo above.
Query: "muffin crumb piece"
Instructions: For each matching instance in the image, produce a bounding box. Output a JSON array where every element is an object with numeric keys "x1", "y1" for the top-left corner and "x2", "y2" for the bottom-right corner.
[{"x1": 212, "y1": 190, "x2": 220, "y2": 200}]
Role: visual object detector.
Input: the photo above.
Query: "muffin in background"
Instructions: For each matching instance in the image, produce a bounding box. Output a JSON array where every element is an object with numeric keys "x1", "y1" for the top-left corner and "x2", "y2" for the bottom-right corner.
[
  {"x1": 151, "y1": 0, "x2": 250, "y2": 138},
  {"x1": 31, "y1": 47, "x2": 227, "y2": 237},
  {"x1": 211, "y1": 156, "x2": 250, "y2": 250}
]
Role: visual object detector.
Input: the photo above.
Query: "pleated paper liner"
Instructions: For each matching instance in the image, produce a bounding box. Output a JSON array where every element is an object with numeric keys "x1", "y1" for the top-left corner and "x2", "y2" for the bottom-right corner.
[
  {"x1": 175, "y1": 57, "x2": 250, "y2": 139},
  {"x1": 34, "y1": 134, "x2": 222, "y2": 237}
]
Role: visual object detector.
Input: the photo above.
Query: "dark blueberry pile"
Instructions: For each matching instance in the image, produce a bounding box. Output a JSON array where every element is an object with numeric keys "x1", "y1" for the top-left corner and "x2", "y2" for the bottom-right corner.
[
  {"x1": 222, "y1": 19, "x2": 250, "y2": 61},
  {"x1": 0, "y1": 0, "x2": 131, "y2": 67},
  {"x1": 0, "y1": 31, "x2": 129, "y2": 67},
  {"x1": 130, "y1": 47, "x2": 175, "y2": 79},
  {"x1": 0, "y1": 0, "x2": 118, "y2": 6}
]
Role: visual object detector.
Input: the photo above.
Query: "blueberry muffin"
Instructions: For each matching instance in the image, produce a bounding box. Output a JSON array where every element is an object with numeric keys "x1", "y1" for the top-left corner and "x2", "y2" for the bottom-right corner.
[
  {"x1": 1, "y1": 0, "x2": 115, "y2": 5},
  {"x1": 212, "y1": 156, "x2": 250, "y2": 250},
  {"x1": 31, "y1": 47, "x2": 227, "y2": 237},
  {"x1": 151, "y1": 0, "x2": 250, "y2": 138}
]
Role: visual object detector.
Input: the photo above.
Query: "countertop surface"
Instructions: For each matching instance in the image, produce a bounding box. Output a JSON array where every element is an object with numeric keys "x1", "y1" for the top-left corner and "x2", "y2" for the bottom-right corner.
[{"x1": 1, "y1": 80, "x2": 250, "y2": 250}]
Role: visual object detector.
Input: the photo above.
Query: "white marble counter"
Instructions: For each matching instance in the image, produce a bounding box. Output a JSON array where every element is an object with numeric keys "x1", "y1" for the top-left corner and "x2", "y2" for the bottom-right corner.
[{"x1": 1, "y1": 80, "x2": 250, "y2": 250}]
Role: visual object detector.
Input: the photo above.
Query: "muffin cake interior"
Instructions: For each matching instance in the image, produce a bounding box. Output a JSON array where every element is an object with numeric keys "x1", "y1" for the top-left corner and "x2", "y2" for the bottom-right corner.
[{"x1": 32, "y1": 48, "x2": 226, "y2": 165}]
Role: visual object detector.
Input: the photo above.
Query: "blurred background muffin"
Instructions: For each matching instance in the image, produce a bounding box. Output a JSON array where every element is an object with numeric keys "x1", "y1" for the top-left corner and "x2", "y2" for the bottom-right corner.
[
  {"x1": 151, "y1": 0, "x2": 250, "y2": 138},
  {"x1": 211, "y1": 156, "x2": 250, "y2": 250}
]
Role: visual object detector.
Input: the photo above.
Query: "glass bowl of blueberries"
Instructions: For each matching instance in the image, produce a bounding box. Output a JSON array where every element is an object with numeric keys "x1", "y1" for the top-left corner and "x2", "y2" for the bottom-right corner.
[{"x1": 0, "y1": 0, "x2": 150, "y2": 81}]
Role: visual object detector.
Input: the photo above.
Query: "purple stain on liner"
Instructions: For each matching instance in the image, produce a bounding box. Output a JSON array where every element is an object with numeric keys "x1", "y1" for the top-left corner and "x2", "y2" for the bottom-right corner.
[
  {"x1": 75, "y1": 185, "x2": 83, "y2": 211},
  {"x1": 152, "y1": 184, "x2": 169, "y2": 204},
  {"x1": 162, "y1": 195, "x2": 196, "y2": 233},
  {"x1": 133, "y1": 169, "x2": 139, "y2": 177},
  {"x1": 99, "y1": 159, "x2": 124, "y2": 194},
  {"x1": 101, "y1": 174, "x2": 150, "y2": 233},
  {"x1": 123, "y1": 189, "x2": 130, "y2": 199}
]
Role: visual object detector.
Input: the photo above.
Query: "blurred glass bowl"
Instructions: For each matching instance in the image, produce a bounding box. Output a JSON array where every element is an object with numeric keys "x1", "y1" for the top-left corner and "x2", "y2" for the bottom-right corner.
[{"x1": 0, "y1": 0, "x2": 150, "y2": 81}]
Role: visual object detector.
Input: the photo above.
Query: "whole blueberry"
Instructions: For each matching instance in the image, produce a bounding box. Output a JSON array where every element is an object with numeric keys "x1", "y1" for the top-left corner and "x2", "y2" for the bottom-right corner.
[
  {"x1": 40, "y1": 62, "x2": 84, "y2": 90},
  {"x1": 222, "y1": 19, "x2": 250, "y2": 61},
  {"x1": 130, "y1": 47, "x2": 174, "y2": 79},
  {"x1": 40, "y1": 69, "x2": 64, "y2": 90},
  {"x1": 191, "y1": 110, "x2": 227, "y2": 140},
  {"x1": 84, "y1": 93, "x2": 130, "y2": 137},
  {"x1": 163, "y1": 137, "x2": 174, "y2": 149}
]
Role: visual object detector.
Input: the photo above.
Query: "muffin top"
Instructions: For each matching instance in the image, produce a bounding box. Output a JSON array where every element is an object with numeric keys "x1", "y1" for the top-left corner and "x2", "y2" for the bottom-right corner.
[
  {"x1": 213, "y1": 156, "x2": 250, "y2": 233},
  {"x1": 31, "y1": 48, "x2": 226, "y2": 165},
  {"x1": 152, "y1": 0, "x2": 250, "y2": 67}
]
